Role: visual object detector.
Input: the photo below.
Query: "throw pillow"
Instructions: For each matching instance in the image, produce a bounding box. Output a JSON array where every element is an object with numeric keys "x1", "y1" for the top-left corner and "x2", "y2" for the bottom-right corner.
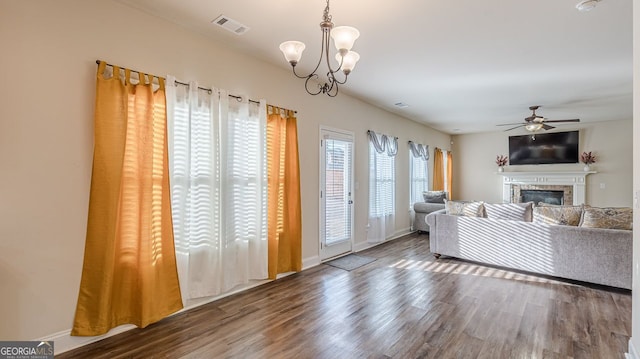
[
  {"x1": 444, "y1": 200, "x2": 485, "y2": 217},
  {"x1": 422, "y1": 191, "x2": 448, "y2": 204},
  {"x1": 533, "y1": 204, "x2": 583, "y2": 226},
  {"x1": 484, "y1": 202, "x2": 533, "y2": 222},
  {"x1": 580, "y1": 207, "x2": 632, "y2": 230}
]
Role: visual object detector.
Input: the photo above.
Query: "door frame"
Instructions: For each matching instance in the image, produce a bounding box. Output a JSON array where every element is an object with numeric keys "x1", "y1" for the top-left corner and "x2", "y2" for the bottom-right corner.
[{"x1": 319, "y1": 125, "x2": 355, "y2": 261}]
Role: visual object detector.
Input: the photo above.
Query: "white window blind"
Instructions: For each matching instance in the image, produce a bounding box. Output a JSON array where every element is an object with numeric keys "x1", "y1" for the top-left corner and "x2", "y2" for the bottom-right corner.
[
  {"x1": 369, "y1": 144, "x2": 395, "y2": 217},
  {"x1": 408, "y1": 141, "x2": 429, "y2": 207},
  {"x1": 367, "y1": 131, "x2": 397, "y2": 243},
  {"x1": 167, "y1": 78, "x2": 267, "y2": 302},
  {"x1": 222, "y1": 96, "x2": 268, "y2": 277},
  {"x1": 324, "y1": 138, "x2": 352, "y2": 245}
]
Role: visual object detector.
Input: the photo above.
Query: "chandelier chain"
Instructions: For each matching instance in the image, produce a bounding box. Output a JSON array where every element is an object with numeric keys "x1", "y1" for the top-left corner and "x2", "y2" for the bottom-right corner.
[{"x1": 323, "y1": 0, "x2": 332, "y2": 24}]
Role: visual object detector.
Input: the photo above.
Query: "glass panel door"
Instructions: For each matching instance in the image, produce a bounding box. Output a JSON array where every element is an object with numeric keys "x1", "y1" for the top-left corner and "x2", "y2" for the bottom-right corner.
[{"x1": 320, "y1": 128, "x2": 354, "y2": 261}]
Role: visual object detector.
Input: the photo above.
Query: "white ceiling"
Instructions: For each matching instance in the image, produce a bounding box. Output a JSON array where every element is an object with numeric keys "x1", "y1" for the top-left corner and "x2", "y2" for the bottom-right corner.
[{"x1": 116, "y1": 0, "x2": 633, "y2": 134}]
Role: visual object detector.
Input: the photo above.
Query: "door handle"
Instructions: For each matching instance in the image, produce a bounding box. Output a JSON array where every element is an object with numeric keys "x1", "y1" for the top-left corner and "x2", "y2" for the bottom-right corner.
[{"x1": 348, "y1": 200, "x2": 353, "y2": 204}]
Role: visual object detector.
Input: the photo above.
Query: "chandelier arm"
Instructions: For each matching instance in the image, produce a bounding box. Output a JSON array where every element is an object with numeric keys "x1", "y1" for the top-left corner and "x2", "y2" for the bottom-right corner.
[
  {"x1": 326, "y1": 82, "x2": 339, "y2": 97},
  {"x1": 291, "y1": 29, "x2": 329, "y2": 80},
  {"x1": 324, "y1": 75, "x2": 336, "y2": 94},
  {"x1": 331, "y1": 72, "x2": 348, "y2": 85},
  {"x1": 304, "y1": 75, "x2": 323, "y2": 96},
  {"x1": 325, "y1": 29, "x2": 342, "y2": 74},
  {"x1": 304, "y1": 29, "x2": 329, "y2": 80},
  {"x1": 291, "y1": 65, "x2": 310, "y2": 79}
]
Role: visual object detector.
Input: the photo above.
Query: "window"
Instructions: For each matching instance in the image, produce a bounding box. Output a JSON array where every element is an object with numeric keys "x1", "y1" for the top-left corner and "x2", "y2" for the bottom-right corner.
[
  {"x1": 369, "y1": 142, "x2": 395, "y2": 217},
  {"x1": 409, "y1": 142, "x2": 429, "y2": 207},
  {"x1": 367, "y1": 131, "x2": 398, "y2": 243}
]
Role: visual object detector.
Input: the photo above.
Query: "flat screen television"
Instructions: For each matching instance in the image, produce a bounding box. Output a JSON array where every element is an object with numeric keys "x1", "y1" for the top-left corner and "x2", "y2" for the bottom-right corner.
[{"x1": 508, "y1": 131, "x2": 579, "y2": 165}]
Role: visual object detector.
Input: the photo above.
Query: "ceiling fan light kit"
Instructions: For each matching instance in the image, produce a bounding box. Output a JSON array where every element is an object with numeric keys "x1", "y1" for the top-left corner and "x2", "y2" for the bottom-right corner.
[
  {"x1": 498, "y1": 105, "x2": 581, "y2": 133},
  {"x1": 279, "y1": 0, "x2": 360, "y2": 97},
  {"x1": 525, "y1": 123, "x2": 544, "y2": 132},
  {"x1": 576, "y1": 0, "x2": 600, "y2": 12}
]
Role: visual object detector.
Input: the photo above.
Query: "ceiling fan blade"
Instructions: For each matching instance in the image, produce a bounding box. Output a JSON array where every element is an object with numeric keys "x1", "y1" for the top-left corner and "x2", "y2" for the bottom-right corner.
[
  {"x1": 504, "y1": 125, "x2": 525, "y2": 132},
  {"x1": 542, "y1": 124, "x2": 555, "y2": 130},
  {"x1": 542, "y1": 119, "x2": 580, "y2": 123},
  {"x1": 497, "y1": 123, "x2": 525, "y2": 126}
]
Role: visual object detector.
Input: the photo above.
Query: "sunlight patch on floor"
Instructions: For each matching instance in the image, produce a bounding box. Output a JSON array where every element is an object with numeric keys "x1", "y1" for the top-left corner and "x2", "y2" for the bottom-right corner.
[{"x1": 388, "y1": 258, "x2": 567, "y2": 285}]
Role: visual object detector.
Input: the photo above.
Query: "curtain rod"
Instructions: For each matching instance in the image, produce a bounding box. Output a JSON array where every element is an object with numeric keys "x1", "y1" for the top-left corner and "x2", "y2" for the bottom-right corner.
[{"x1": 96, "y1": 60, "x2": 263, "y2": 105}]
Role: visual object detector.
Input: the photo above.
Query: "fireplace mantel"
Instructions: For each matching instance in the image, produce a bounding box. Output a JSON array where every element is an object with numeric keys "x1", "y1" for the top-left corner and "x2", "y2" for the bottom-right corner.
[{"x1": 497, "y1": 171, "x2": 596, "y2": 204}]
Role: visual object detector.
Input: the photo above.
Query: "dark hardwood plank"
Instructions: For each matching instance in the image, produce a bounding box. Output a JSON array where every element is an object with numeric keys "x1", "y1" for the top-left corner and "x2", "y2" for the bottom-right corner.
[{"x1": 58, "y1": 233, "x2": 631, "y2": 359}]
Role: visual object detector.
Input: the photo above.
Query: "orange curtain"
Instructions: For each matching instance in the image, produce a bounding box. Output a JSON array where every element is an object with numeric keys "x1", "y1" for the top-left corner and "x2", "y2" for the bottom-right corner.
[
  {"x1": 432, "y1": 147, "x2": 444, "y2": 192},
  {"x1": 72, "y1": 62, "x2": 183, "y2": 336},
  {"x1": 266, "y1": 107, "x2": 302, "y2": 279},
  {"x1": 446, "y1": 150, "x2": 453, "y2": 200}
]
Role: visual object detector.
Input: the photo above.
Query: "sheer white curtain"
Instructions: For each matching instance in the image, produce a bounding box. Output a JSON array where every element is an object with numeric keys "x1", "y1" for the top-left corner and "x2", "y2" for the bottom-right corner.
[
  {"x1": 409, "y1": 141, "x2": 429, "y2": 207},
  {"x1": 167, "y1": 77, "x2": 267, "y2": 303},
  {"x1": 367, "y1": 130, "x2": 397, "y2": 243},
  {"x1": 220, "y1": 94, "x2": 268, "y2": 287},
  {"x1": 442, "y1": 149, "x2": 450, "y2": 195}
]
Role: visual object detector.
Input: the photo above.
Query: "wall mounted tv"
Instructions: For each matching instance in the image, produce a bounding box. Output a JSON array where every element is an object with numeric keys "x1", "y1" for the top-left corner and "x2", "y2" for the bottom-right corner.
[{"x1": 508, "y1": 131, "x2": 579, "y2": 165}]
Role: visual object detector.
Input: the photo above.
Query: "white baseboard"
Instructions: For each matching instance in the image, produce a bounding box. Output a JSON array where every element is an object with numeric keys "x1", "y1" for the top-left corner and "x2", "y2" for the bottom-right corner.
[
  {"x1": 38, "y1": 325, "x2": 136, "y2": 356},
  {"x1": 45, "y1": 280, "x2": 269, "y2": 355},
  {"x1": 42, "y1": 255, "x2": 324, "y2": 355},
  {"x1": 627, "y1": 338, "x2": 639, "y2": 359},
  {"x1": 42, "y1": 242, "x2": 406, "y2": 355},
  {"x1": 354, "y1": 228, "x2": 413, "y2": 253},
  {"x1": 302, "y1": 255, "x2": 320, "y2": 270}
]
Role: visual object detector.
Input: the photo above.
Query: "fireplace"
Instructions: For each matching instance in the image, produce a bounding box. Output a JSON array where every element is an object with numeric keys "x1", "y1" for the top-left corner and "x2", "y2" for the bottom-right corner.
[
  {"x1": 520, "y1": 189, "x2": 564, "y2": 205},
  {"x1": 498, "y1": 172, "x2": 594, "y2": 205},
  {"x1": 511, "y1": 184, "x2": 573, "y2": 205}
]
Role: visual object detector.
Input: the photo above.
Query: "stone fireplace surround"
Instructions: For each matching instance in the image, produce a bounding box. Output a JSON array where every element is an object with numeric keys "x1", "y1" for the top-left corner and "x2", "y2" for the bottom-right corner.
[
  {"x1": 497, "y1": 171, "x2": 596, "y2": 205},
  {"x1": 513, "y1": 185, "x2": 573, "y2": 205}
]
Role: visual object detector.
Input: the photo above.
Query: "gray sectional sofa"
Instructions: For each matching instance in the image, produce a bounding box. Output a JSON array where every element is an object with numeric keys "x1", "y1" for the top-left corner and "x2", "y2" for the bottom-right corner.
[
  {"x1": 426, "y1": 209, "x2": 632, "y2": 289},
  {"x1": 413, "y1": 202, "x2": 445, "y2": 232},
  {"x1": 413, "y1": 190, "x2": 448, "y2": 232}
]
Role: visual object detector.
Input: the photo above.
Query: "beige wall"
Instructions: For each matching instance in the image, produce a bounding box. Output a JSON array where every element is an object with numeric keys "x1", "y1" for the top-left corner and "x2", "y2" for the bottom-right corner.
[
  {"x1": 0, "y1": 1, "x2": 450, "y2": 340},
  {"x1": 452, "y1": 120, "x2": 633, "y2": 207}
]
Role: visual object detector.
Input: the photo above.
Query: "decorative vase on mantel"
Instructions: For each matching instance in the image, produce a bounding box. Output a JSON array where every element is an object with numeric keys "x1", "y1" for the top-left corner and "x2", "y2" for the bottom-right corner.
[
  {"x1": 580, "y1": 151, "x2": 596, "y2": 173},
  {"x1": 495, "y1": 154, "x2": 508, "y2": 173}
]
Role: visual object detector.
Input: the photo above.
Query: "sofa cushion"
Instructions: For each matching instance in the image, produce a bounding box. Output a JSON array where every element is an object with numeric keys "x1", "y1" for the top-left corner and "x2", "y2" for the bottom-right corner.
[
  {"x1": 580, "y1": 206, "x2": 633, "y2": 230},
  {"x1": 422, "y1": 191, "x2": 448, "y2": 204},
  {"x1": 414, "y1": 202, "x2": 445, "y2": 213},
  {"x1": 444, "y1": 200, "x2": 485, "y2": 217},
  {"x1": 533, "y1": 204, "x2": 583, "y2": 226},
  {"x1": 484, "y1": 202, "x2": 533, "y2": 222}
]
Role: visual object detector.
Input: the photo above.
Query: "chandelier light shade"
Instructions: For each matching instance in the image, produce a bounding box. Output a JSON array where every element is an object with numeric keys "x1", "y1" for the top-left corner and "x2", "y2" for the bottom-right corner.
[
  {"x1": 335, "y1": 51, "x2": 360, "y2": 74},
  {"x1": 330, "y1": 26, "x2": 360, "y2": 53},
  {"x1": 279, "y1": 0, "x2": 360, "y2": 97},
  {"x1": 279, "y1": 41, "x2": 306, "y2": 64}
]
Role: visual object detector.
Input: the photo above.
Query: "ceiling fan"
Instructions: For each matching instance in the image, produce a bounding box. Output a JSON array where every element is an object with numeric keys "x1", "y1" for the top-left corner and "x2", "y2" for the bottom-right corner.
[{"x1": 497, "y1": 106, "x2": 580, "y2": 132}]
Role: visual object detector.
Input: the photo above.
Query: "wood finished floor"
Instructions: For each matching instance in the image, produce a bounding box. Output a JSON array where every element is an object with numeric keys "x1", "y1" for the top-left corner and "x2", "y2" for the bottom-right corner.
[{"x1": 59, "y1": 233, "x2": 631, "y2": 359}]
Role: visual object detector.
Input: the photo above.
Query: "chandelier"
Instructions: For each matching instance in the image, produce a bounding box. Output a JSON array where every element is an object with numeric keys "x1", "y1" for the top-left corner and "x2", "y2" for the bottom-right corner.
[{"x1": 279, "y1": 0, "x2": 360, "y2": 97}]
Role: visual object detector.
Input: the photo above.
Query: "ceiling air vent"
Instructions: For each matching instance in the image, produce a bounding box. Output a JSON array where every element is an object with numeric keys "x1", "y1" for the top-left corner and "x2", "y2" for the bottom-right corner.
[{"x1": 212, "y1": 15, "x2": 250, "y2": 35}]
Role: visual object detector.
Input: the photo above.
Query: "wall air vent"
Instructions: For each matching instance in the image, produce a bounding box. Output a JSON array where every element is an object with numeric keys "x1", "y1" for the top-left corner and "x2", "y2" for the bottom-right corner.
[{"x1": 212, "y1": 15, "x2": 250, "y2": 35}]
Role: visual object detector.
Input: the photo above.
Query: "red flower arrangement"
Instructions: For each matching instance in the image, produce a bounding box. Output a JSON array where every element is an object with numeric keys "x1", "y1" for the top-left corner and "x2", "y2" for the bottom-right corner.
[
  {"x1": 580, "y1": 151, "x2": 596, "y2": 165},
  {"x1": 495, "y1": 155, "x2": 508, "y2": 167}
]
